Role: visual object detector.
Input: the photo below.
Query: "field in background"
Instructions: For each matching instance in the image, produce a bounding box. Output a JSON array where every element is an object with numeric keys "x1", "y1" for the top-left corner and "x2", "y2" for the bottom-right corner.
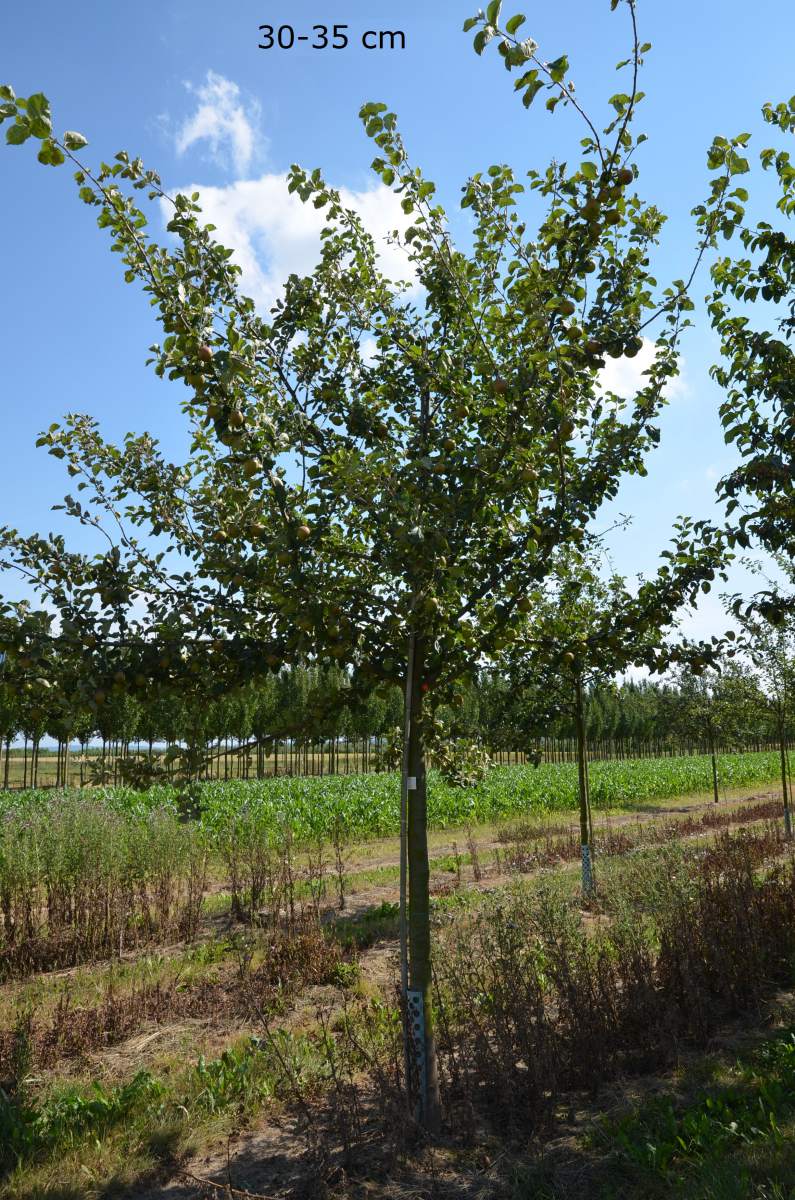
[
  {"x1": 1, "y1": 749, "x2": 783, "y2": 836},
  {"x1": 3, "y1": 737, "x2": 787, "y2": 790}
]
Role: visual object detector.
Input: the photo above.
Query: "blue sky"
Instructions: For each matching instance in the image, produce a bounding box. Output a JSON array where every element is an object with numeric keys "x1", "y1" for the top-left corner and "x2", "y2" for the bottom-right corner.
[{"x1": 1, "y1": 0, "x2": 793, "y2": 638}]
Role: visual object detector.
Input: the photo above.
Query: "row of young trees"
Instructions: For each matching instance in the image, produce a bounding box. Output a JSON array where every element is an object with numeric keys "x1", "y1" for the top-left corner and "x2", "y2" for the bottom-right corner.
[
  {"x1": 1, "y1": 645, "x2": 792, "y2": 790},
  {"x1": 0, "y1": 0, "x2": 792, "y2": 1126}
]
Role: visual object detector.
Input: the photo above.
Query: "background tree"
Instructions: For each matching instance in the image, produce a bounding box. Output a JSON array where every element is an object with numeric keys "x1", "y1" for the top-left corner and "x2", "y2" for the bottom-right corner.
[
  {"x1": 730, "y1": 582, "x2": 795, "y2": 834},
  {"x1": 499, "y1": 533, "x2": 730, "y2": 896},
  {"x1": 667, "y1": 659, "x2": 762, "y2": 804},
  {"x1": 708, "y1": 98, "x2": 794, "y2": 619}
]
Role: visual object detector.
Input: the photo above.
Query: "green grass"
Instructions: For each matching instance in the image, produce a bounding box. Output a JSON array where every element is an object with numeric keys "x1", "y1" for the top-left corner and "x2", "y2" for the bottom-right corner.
[
  {"x1": 593, "y1": 1029, "x2": 795, "y2": 1200},
  {"x1": 0, "y1": 1007, "x2": 390, "y2": 1195}
]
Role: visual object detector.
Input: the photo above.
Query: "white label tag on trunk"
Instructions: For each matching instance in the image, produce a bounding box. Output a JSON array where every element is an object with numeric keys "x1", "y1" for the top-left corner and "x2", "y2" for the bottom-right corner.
[{"x1": 407, "y1": 776, "x2": 417, "y2": 791}]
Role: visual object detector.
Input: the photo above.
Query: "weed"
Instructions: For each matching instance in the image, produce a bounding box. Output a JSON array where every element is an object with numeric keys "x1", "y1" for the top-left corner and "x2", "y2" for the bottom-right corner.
[{"x1": 596, "y1": 1031, "x2": 795, "y2": 1198}]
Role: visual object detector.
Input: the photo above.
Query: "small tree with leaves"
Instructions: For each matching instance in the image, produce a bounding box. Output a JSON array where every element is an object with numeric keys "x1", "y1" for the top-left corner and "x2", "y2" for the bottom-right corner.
[
  {"x1": 0, "y1": 0, "x2": 745, "y2": 1126},
  {"x1": 728, "y1": 568, "x2": 795, "y2": 833},
  {"x1": 708, "y1": 99, "x2": 794, "y2": 620},
  {"x1": 498, "y1": 532, "x2": 730, "y2": 896}
]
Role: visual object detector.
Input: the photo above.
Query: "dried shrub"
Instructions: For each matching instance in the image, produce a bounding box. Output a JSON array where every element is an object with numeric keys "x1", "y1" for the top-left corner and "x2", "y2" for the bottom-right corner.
[
  {"x1": 432, "y1": 830, "x2": 795, "y2": 1137},
  {"x1": 0, "y1": 796, "x2": 208, "y2": 979}
]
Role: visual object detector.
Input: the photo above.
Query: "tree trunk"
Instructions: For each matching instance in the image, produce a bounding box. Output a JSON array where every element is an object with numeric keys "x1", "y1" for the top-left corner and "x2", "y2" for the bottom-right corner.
[
  {"x1": 780, "y1": 719, "x2": 792, "y2": 838},
  {"x1": 404, "y1": 640, "x2": 441, "y2": 1131},
  {"x1": 575, "y1": 675, "x2": 595, "y2": 899},
  {"x1": 709, "y1": 725, "x2": 719, "y2": 804}
]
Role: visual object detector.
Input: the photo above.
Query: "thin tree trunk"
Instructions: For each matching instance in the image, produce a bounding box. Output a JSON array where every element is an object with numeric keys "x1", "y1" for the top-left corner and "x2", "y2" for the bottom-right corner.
[
  {"x1": 405, "y1": 640, "x2": 441, "y2": 1131},
  {"x1": 575, "y1": 675, "x2": 595, "y2": 898},
  {"x1": 709, "y1": 725, "x2": 719, "y2": 804},
  {"x1": 780, "y1": 718, "x2": 792, "y2": 838}
]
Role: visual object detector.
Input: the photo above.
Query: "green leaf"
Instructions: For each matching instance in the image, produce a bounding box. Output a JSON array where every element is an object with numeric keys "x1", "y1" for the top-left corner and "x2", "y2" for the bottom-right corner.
[
  {"x1": 473, "y1": 27, "x2": 496, "y2": 54},
  {"x1": 505, "y1": 13, "x2": 526, "y2": 34},
  {"x1": 5, "y1": 119, "x2": 30, "y2": 145},
  {"x1": 37, "y1": 138, "x2": 65, "y2": 166},
  {"x1": 504, "y1": 43, "x2": 531, "y2": 68},
  {"x1": 727, "y1": 151, "x2": 750, "y2": 175},
  {"x1": 462, "y1": 16, "x2": 479, "y2": 31},
  {"x1": 547, "y1": 55, "x2": 569, "y2": 84},
  {"x1": 486, "y1": 1, "x2": 502, "y2": 24},
  {"x1": 25, "y1": 92, "x2": 52, "y2": 139},
  {"x1": 581, "y1": 162, "x2": 598, "y2": 181},
  {"x1": 63, "y1": 130, "x2": 88, "y2": 151},
  {"x1": 523, "y1": 77, "x2": 544, "y2": 108},
  {"x1": 0, "y1": 84, "x2": 16, "y2": 102}
]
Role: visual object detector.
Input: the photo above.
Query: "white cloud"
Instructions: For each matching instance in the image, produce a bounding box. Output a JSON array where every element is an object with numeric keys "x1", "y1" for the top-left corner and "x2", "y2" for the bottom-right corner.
[
  {"x1": 598, "y1": 337, "x2": 688, "y2": 403},
  {"x1": 171, "y1": 173, "x2": 416, "y2": 311},
  {"x1": 175, "y1": 72, "x2": 261, "y2": 175}
]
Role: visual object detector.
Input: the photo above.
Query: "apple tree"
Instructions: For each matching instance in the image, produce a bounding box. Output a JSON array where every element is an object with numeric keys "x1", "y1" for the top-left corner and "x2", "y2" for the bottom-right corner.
[
  {"x1": 708, "y1": 97, "x2": 795, "y2": 618},
  {"x1": 0, "y1": 2, "x2": 745, "y2": 1123},
  {"x1": 496, "y1": 525, "x2": 731, "y2": 896},
  {"x1": 728, "y1": 566, "x2": 795, "y2": 834}
]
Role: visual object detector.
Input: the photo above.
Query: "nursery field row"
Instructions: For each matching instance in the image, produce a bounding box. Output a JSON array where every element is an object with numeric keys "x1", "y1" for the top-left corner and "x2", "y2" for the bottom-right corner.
[
  {"x1": 1, "y1": 749, "x2": 783, "y2": 843},
  {"x1": 0, "y1": 750, "x2": 783, "y2": 980},
  {"x1": 2, "y1": 822, "x2": 795, "y2": 1197},
  {"x1": 194, "y1": 749, "x2": 783, "y2": 841}
]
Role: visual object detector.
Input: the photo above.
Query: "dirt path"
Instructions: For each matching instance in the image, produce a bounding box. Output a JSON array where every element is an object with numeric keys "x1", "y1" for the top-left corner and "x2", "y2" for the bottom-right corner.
[
  {"x1": 340, "y1": 785, "x2": 782, "y2": 878},
  {"x1": 330, "y1": 787, "x2": 784, "y2": 920}
]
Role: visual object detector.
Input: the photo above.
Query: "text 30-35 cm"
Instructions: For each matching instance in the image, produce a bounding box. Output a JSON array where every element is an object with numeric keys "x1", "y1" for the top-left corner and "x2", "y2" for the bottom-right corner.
[{"x1": 257, "y1": 25, "x2": 406, "y2": 51}]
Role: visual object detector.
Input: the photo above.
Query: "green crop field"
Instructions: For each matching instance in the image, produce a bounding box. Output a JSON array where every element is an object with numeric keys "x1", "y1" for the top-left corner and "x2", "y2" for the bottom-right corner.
[
  {"x1": 0, "y1": 752, "x2": 781, "y2": 952},
  {"x1": 1, "y1": 748, "x2": 782, "y2": 844},
  {"x1": 194, "y1": 749, "x2": 782, "y2": 841},
  {"x1": 1, "y1": 749, "x2": 781, "y2": 844}
]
